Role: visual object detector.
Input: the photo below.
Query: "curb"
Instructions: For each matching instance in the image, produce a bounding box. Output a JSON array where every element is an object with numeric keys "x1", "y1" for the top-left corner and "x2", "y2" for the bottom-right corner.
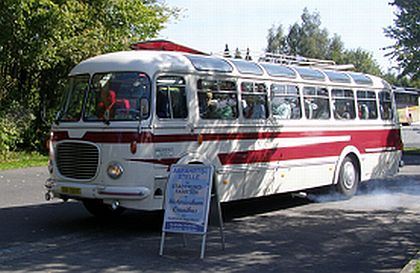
[{"x1": 400, "y1": 251, "x2": 420, "y2": 273}]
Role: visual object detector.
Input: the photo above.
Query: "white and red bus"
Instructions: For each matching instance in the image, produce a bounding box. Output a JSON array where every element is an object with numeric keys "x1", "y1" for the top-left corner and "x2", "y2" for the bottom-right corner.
[{"x1": 45, "y1": 41, "x2": 403, "y2": 216}]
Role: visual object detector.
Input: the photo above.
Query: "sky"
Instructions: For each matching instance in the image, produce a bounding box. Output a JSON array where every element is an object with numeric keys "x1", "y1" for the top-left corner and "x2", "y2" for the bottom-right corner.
[{"x1": 159, "y1": 0, "x2": 398, "y2": 72}]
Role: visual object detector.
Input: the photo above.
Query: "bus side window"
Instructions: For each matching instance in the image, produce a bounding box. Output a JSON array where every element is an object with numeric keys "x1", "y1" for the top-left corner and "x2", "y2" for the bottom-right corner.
[
  {"x1": 379, "y1": 90, "x2": 393, "y2": 120},
  {"x1": 356, "y1": 90, "x2": 378, "y2": 120},
  {"x1": 241, "y1": 82, "x2": 268, "y2": 119},
  {"x1": 303, "y1": 86, "x2": 330, "y2": 120},
  {"x1": 271, "y1": 84, "x2": 301, "y2": 120},
  {"x1": 332, "y1": 89, "x2": 356, "y2": 120},
  {"x1": 156, "y1": 76, "x2": 188, "y2": 119},
  {"x1": 198, "y1": 79, "x2": 238, "y2": 120}
]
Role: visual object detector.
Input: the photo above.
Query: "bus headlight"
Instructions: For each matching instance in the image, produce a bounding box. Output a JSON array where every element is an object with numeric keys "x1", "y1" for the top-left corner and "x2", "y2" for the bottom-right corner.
[{"x1": 107, "y1": 162, "x2": 124, "y2": 179}]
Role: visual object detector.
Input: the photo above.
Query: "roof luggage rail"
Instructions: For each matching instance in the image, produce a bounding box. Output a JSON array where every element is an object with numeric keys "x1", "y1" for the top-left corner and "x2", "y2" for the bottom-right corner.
[
  {"x1": 260, "y1": 52, "x2": 334, "y2": 66},
  {"x1": 259, "y1": 52, "x2": 355, "y2": 70}
]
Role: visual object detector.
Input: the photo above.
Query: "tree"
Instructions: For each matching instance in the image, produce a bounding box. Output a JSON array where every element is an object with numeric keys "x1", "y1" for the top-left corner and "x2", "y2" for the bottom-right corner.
[
  {"x1": 266, "y1": 24, "x2": 287, "y2": 54},
  {"x1": 327, "y1": 34, "x2": 345, "y2": 62},
  {"x1": 286, "y1": 23, "x2": 300, "y2": 56},
  {"x1": 383, "y1": 72, "x2": 420, "y2": 88},
  {"x1": 267, "y1": 8, "x2": 331, "y2": 60},
  {"x1": 384, "y1": 0, "x2": 420, "y2": 80},
  {"x1": 297, "y1": 8, "x2": 330, "y2": 59},
  {"x1": 265, "y1": 8, "x2": 382, "y2": 76},
  {"x1": 0, "y1": 0, "x2": 178, "y2": 154},
  {"x1": 341, "y1": 48, "x2": 382, "y2": 75}
]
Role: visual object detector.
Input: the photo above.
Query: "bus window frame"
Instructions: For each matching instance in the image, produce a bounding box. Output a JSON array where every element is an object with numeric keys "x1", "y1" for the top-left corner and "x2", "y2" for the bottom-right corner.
[
  {"x1": 83, "y1": 71, "x2": 152, "y2": 123},
  {"x1": 270, "y1": 83, "x2": 302, "y2": 120},
  {"x1": 155, "y1": 75, "x2": 189, "y2": 121},
  {"x1": 331, "y1": 88, "x2": 356, "y2": 120},
  {"x1": 378, "y1": 89, "x2": 394, "y2": 121},
  {"x1": 197, "y1": 77, "x2": 239, "y2": 121},
  {"x1": 240, "y1": 81, "x2": 269, "y2": 120},
  {"x1": 356, "y1": 89, "x2": 379, "y2": 120},
  {"x1": 302, "y1": 85, "x2": 331, "y2": 120}
]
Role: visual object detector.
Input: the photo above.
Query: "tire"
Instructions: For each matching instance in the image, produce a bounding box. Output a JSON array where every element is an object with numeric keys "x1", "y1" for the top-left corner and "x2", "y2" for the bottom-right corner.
[
  {"x1": 82, "y1": 199, "x2": 125, "y2": 218},
  {"x1": 335, "y1": 156, "x2": 359, "y2": 198}
]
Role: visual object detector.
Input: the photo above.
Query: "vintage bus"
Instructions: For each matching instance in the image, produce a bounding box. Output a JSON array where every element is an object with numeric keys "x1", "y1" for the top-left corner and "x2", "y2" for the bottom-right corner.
[
  {"x1": 45, "y1": 41, "x2": 403, "y2": 216},
  {"x1": 394, "y1": 87, "x2": 420, "y2": 125}
]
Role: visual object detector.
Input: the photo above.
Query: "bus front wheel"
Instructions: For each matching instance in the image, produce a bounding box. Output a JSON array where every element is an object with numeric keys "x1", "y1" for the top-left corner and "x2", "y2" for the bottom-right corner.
[
  {"x1": 82, "y1": 199, "x2": 125, "y2": 218},
  {"x1": 335, "y1": 156, "x2": 359, "y2": 198}
]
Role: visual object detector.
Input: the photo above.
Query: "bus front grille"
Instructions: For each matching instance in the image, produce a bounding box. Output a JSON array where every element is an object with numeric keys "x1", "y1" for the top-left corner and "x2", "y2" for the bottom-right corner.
[{"x1": 56, "y1": 142, "x2": 99, "y2": 180}]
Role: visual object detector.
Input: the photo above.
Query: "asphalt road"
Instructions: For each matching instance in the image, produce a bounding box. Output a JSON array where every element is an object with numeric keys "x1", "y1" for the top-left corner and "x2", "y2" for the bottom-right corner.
[{"x1": 0, "y1": 154, "x2": 419, "y2": 273}]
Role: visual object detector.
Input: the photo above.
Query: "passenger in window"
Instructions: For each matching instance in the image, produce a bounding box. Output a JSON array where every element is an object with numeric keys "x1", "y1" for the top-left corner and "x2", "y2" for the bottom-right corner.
[
  {"x1": 243, "y1": 96, "x2": 266, "y2": 119},
  {"x1": 253, "y1": 102, "x2": 266, "y2": 119},
  {"x1": 334, "y1": 101, "x2": 352, "y2": 120},
  {"x1": 317, "y1": 99, "x2": 330, "y2": 119},
  {"x1": 304, "y1": 99, "x2": 318, "y2": 119},
  {"x1": 358, "y1": 103, "x2": 369, "y2": 119},
  {"x1": 257, "y1": 84, "x2": 266, "y2": 93},
  {"x1": 204, "y1": 92, "x2": 219, "y2": 118},
  {"x1": 97, "y1": 80, "x2": 116, "y2": 119},
  {"x1": 290, "y1": 100, "x2": 301, "y2": 119},
  {"x1": 380, "y1": 104, "x2": 392, "y2": 120},
  {"x1": 216, "y1": 94, "x2": 235, "y2": 119},
  {"x1": 273, "y1": 99, "x2": 292, "y2": 119},
  {"x1": 113, "y1": 89, "x2": 131, "y2": 118},
  {"x1": 157, "y1": 88, "x2": 170, "y2": 118}
]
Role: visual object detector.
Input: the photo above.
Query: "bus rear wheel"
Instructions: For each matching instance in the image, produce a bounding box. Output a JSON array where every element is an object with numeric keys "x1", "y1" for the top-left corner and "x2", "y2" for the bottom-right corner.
[
  {"x1": 335, "y1": 156, "x2": 359, "y2": 198},
  {"x1": 82, "y1": 199, "x2": 125, "y2": 218}
]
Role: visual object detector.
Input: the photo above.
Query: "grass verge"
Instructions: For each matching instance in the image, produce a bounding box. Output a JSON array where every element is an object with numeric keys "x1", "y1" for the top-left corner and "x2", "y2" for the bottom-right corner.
[
  {"x1": 403, "y1": 147, "x2": 420, "y2": 154},
  {"x1": 0, "y1": 152, "x2": 48, "y2": 171},
  {"x1": 413, "y1": 260, "x2": 420, "y2": 273}
]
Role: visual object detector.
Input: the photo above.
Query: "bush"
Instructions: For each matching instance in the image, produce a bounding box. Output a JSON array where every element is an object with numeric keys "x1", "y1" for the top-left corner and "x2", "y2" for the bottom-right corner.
[
  {"x1": 0, "y1": 116, "x2": 20, "y2": 159},
  {"x1": 0, "y1": 103, "x2": 35, "y2": 159}
]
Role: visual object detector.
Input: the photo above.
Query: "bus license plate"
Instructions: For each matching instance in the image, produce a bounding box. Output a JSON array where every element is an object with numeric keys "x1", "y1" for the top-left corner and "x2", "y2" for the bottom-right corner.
[{"x1": 61, "y1": 186, "x2": 81, "y2": 195}]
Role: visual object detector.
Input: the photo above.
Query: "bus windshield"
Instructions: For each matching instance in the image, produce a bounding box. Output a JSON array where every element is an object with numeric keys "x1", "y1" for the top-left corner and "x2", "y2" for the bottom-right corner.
[
  {"x1": 84, "y1": 72, "x2": 151, "y2": 122},
  {"x1": 58, "y1": 74, "x2": 89, "y2": 122}
]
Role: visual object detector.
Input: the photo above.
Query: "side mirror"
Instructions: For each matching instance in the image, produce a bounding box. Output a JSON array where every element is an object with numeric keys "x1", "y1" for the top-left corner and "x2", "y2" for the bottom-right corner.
[{"x1": 140, "y1": 98, "x2": 149, "y2": 119}]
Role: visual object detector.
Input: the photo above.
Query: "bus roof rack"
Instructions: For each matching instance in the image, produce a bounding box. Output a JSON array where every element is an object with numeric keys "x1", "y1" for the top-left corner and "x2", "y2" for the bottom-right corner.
[
  {"x1": 214, "y1": 46, "x2": 356, "y2": 71},
  {"x1": 259, "y1": 52, "x2": 355, "y2": 71}
]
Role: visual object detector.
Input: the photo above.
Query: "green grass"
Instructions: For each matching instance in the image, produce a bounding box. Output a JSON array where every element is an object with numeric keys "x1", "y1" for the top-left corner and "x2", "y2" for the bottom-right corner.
[
  {"x1": 0, "y1": 152, "x2": 48, "y2": 171},
  {"x1": 413, "y1": 260, "x2": 420, "y2": 273},
  {"x1": 404, "y1": 147, "x2": 420, "y2": 154}
]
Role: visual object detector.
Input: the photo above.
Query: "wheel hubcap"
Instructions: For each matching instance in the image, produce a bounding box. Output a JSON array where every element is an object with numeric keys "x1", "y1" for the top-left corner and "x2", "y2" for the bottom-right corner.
[{"x1": 342, "y1": 161, "x2": 356, "y2": 190}]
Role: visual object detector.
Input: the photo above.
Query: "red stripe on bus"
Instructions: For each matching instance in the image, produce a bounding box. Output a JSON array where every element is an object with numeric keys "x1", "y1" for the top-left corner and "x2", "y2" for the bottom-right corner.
[
  {"x1": 218, "y1": 142, "x2": 344, "y2": 165},
  {"x1": 123, "y1": 129, "x2": 401, "y2": 166},
  {"x1": 52, "y1": 129, "x2": 402, "y2": 146},
  {"x1": 218, "y1": 129, "x2": 402, "y2": 165},
  {"x1": 217, "y1": 143, "x2": 398, "y2": 165}
]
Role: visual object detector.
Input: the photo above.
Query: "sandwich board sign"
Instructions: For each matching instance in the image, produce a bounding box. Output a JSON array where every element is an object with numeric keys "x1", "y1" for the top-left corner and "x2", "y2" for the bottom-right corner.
[{"x1": 159, "y1": 164, "x2": 224, "y2": 259}]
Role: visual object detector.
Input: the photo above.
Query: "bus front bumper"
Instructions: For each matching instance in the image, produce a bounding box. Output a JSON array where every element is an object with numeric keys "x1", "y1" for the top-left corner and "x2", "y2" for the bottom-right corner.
[{"x1": 44, "y1": 178, "x2": 151, "y2": 201}]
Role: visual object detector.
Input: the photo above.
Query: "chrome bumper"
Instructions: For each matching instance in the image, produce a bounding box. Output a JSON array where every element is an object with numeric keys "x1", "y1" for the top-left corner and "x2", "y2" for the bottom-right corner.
[{"x1": 45, "y1": 178, "x2": 151, "y2": 200}]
